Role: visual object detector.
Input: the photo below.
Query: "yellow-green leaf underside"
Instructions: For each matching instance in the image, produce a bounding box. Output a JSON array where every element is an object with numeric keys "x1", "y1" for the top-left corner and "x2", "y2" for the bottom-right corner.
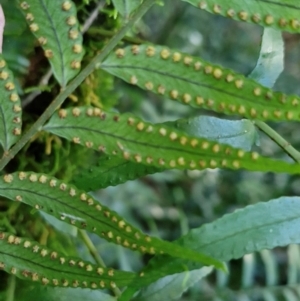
[
  {"x1": 0, "y1": 56, "x2": 22, "y2": 151},
  {"x1": 0, "y1": 231, "x2": 135, "y2": 289},
  {"x1": 17, "y1": 0, "x2": 84, "y2": 87},
  {"x1": 101, "y1": 44, "x2": 300, "y2": 122},
  {"x1": 44, "y1": 107, "x2": 300, "y2": 174},
  {"x1": 0, "y1": 172, "x2": 224, "y2": 270},
  {"x1": 183, "y1": 0, "x2": 300, "y2": 34}
]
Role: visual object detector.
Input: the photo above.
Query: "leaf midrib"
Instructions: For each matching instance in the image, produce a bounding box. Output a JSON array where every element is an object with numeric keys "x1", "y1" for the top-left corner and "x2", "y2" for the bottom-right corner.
[
  {"x1": 39, "y1": 0, "x2": 66, "y2": 86},
  {"x1": 0, "y1": 248, "x2": 103, "y2": 279},
  {"x1": 101, "y1": 64, "x2": 285, "y2": 109},
  {"x1": 258, "y1": 0, "x2": 300, "y2": 10},
  {"x1": 0, "y1": 187, "x2": 136, "y2": 241},
  {"x1": 44, "y1": 124, "x2": 242, "y2": 160},
  {"x1": 185, "y1": 208, "x2": 300, "y2": 259}
]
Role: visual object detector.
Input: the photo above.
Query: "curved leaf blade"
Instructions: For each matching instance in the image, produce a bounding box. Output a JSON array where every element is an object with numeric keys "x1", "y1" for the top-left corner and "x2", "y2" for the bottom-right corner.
[
  {"x1": 138, "y1": 196, "x2": 300, "y2": 289},
  {"x1": 72, "y1": 155, "x2": 161, "y2": 191},
  {"x1": 17, "y1": 0, "x2": 84, "y2": 87},
  {"x1": 101, "y1": 45, "x2": 300, "y2": 122},
  {"x1": 0, "y1": 56, "x2": 22, "y2": 151},
  {"x1": 0, "y1": 172, "x2": 225, "y2": 270},
  {"x1": 44, "y1": 107, "x2": 300, "y2": 174},
  {"x1": 183, "y1": 0, "x2": 300, "y2": 34},
  {"x1": 73, "y1": 116, "x2": 258, "y2": 191},
  {"x1": 169, "y1": 116, "x2": 259, "y2": 151},
  {"x1": 179, "y1": 196, "x2": 300, "y2": 261},
  {"x1": 132, "y1": 267, "x2": 213, "y2": 301},
  {"x1": 0, "y1": 231, "x2": 135, "y2": 289},
  {"x1": 249, "y1": 27, "x2": 284, "y2": 88}
]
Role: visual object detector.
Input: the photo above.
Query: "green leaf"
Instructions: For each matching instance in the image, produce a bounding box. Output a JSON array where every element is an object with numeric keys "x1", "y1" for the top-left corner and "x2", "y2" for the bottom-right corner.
[
  {"x1": 44, "y1": 107, "x2": 300, "y2": 174},
  {"x1": 72, "y1": 116, "x2": 258, "y2": 191},
  {"x1": 112, "y1": 0, "x2": 141, "y2": 18},
  {"x1": 17, "y1": 0, "x2": 84, "y2": 87},
  {"x1": 182, "y1": 0, "x2": 300, "y2": 34},
  {"x1": 73, "y1": 115, "x2": 259, "y2": 191},
  {"x1": 0, "y1": 231, "x2": 136, "y2": 289},
  {"x1": 72, "y1": 155, "x2": 161, "y2": 191},
  {"x1": 169, "y1": 116, "x2": 259, "y2": 151},
  {"x1": 16, "y1": 284, "x2": 117, "y2": 301},
  {"x1": 0, "y1": 55, "x2": 22, "y2": 151},
  {"x1": 0, "y1": 172, "x2": 225, "y2": 270},
  {"x1": 101, "y1": 44, "x2": 300, "y2": 122},
  {"x1": 138, "y1": 196, "x2": 300, "y2": 289},
  {"x1": 3, "y1": 1, "x2": 27, "y2": 36},
  {"x1": 132, "y1": 267, "x2": 213, "y2": 301},
  {"x1": 249, "y1": 27, "x2": 284, "y2": 88}
]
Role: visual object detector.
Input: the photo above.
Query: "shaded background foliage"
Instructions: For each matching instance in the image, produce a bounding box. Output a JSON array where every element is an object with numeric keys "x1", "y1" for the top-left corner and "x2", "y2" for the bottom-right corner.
[{"x1": 1, "y1": 0, "x2": 300, "y2": 300}]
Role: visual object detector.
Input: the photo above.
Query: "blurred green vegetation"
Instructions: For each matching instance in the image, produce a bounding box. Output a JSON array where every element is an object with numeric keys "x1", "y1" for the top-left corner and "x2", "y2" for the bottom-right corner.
[
  {"x1": 109, "y1": 2, "x2": 300, "y2": 300},
  {"x1": 1, "y1": 0, "x2": 300, "y2": 300}
]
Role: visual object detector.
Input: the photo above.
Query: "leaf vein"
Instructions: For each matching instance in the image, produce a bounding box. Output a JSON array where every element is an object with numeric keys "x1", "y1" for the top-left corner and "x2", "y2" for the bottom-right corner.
[
  {"x1": 101, "y1": 64, "x2": 273, "y2": 108},
  {"x1": 44, "y1": 125, "x2": 228, "y2": 159},
  {"x1": 0, "y1": 188, "x2": 133, "y2": 238},
  {"x1": 39, "y1": 0, "x2": 65, "y2": 86},
  {"x1": 258, "y1": 0, "x2": 300, "y2": 10}
]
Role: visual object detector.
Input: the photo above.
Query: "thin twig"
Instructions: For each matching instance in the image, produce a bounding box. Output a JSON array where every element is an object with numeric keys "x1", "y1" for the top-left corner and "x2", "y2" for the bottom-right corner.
[
  {"x1": 0, "y1": 0, "x2": 157, "y2": 169},
  {"x1": 22, "y1": 68, "x2": 53, "y2": 108},
  {"x1": 79, "y1": 230, "x2": 122, "y2": 297},
  {"x1": 87, "y1": 27, "x2": 146, "y2": 44},
  {"x1": 254, "y1": 120, "x2": 300, "y2": 163},
  {"x1": 6, "y1": 275, "x2": 16, "y2": 301},
  {"x1": 82, "y1": 0, "x2": 106, "y2": 34},
  {"x1": 79, "y1": 230, "x2": 106, "y2": 266}
]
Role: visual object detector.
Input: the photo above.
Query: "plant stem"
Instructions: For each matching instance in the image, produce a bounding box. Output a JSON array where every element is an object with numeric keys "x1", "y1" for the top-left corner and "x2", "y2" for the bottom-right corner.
[
  {"x1": 254, "y1": 120, "x2": 300, "y2": 163},
  {"x1": 81, "y1": 0, "x2": 106, "y2": 34},
  {"x1": 22, "y1": 68, "x2": 53, "y2": 108},
  {"x1": 0, "y1": 0, "x2": 156, "y2": 172},
  {"x1": 87, "y1": 27, "x2": 146, "y2": 44},
  {"x1": 79, "y1": 230, "x2": 122, "y2": 297},
  {"x1": 79, "y1": 230, "x2": 106, "y2": 267},
  {"x1": 6, "y1": 276, "x2": 16, "y2": 301}
]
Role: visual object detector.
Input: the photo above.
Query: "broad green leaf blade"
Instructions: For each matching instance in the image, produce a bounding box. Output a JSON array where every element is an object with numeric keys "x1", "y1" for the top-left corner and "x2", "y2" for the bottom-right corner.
[
  {"x1": 0, "y1": 56, "x2": 22, "y2": 151},
  {"x1": 183, "y1": 0, "x2": 300, "y2": 34},
  {"x1": 0, "y1": 172, "x2": 224, "y2": 270},
  {"x1": 138, "y1": 196, "x2": 300, "y2": 289},
  {"x1": 169, "y1": 116, "x2": 258, "y2": 151},
  {"x1": 73, "y1": 116, "x2": 258, "y2": 191},
  {"x1": 17, "y1": 0, "x2": 84, "y2": 87},
  {"x1": 249, "y1": 28, "x2": 284, "y2": 88},
  {"x1": 2, "y1": 1, "x2": 27, "y2": 35},
  {"x1": 112, "y1": 0, "x2": 141, "y2": 18},
  {"x1": 0, "y1": 231, "x2": 135, "y2": 289},
  {"x1": 72, "y1": 155, "x2": 161, "y2": 191},
  {"x1": 44, "y1": 107, "x2": 300, "y2": 174},
  {"x1": 101, "y1": 45, "x2": 300, "y2": 122},
  {"x1": 132, "y1": 267, "x2": 213, "y2": 301}
]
